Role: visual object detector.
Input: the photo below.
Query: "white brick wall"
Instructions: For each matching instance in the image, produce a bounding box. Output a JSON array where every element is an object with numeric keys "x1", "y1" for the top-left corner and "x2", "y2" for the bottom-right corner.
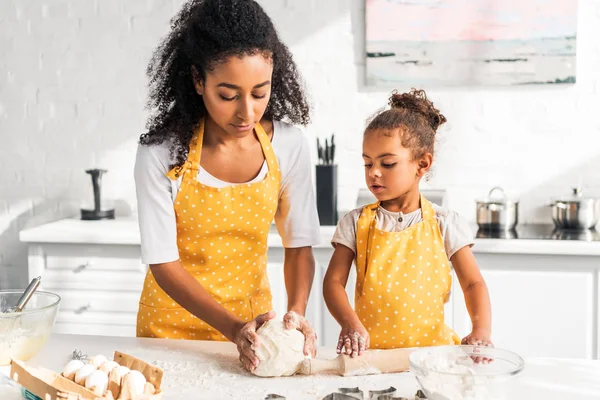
[{"x1": 1, "y1": 0, "x2": 599, "y2": 288}]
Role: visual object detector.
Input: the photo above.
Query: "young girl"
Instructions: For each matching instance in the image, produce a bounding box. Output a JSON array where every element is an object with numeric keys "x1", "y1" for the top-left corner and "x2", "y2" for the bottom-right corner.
[{"x1": 323, "y1": 89, "x2": 492, "y2": 357}]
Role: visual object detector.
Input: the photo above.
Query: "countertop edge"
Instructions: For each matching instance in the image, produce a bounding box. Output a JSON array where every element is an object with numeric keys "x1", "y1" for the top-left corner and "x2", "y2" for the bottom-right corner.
[{"x1": 19, "y1": 219, "x2": 600, "y2": 255}]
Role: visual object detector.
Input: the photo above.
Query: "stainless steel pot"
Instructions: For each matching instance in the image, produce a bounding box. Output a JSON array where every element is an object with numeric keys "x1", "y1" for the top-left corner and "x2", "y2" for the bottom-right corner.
[
  {"x1": 550, "y1": 188, "x2": 600, "y2": 230},
  {"x1": 476, "y1": 187, "x2": 519, "y2": 231}
]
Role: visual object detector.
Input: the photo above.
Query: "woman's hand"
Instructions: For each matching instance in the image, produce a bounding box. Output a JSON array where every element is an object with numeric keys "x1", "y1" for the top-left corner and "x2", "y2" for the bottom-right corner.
[
  {"x1": 233, "y1": 310, "x2": 275, "y2": 373},
  {"x1": 337, "y1": 320, "x2": 369, "y2": 358},
  {"x1": 283, "y1": 311, "x2": 318, "y2": 358}
]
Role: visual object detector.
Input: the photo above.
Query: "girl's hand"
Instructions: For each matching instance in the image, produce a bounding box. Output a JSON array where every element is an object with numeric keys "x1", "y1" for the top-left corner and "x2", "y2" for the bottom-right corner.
[
  {"x1": 461, "y1": 328, "x2": 493, "y2": 347},
  {"x1": 461, "y1": 328, "x2": 493, "y2": 364},
  {"x1": 283, "y1": 311, "x2": 318, "y2": 358},
  {"x1": 233, "y1": 310, "x2": 275, "y2": 373},
  {"x1": 337, "y1": 321, "x2": 370, "y2": 357}
]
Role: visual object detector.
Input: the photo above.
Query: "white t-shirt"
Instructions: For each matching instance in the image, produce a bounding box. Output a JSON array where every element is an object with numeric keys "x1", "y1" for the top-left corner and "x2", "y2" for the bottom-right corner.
[
  {"x1": 134, "y1": 120, "x2": 321, "y2": 264},
  {"x1": 332, "y1": 204, "x2": 474, "y2": 260}
]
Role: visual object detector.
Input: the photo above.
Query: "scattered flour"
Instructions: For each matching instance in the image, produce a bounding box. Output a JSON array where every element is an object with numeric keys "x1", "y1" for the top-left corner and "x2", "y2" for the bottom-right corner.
[
  {"x1": 343, "y1": 366, "x2": 381, "y2": 377},
  {"x1": 121, "y1": 345, "x2": 420, "y2": 399}
]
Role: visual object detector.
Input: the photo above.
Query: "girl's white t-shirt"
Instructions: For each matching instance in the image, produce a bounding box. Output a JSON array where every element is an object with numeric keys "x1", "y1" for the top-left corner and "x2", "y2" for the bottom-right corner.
[{"x1": 134, "y1": 120, "x2": 322, "y2": 264}]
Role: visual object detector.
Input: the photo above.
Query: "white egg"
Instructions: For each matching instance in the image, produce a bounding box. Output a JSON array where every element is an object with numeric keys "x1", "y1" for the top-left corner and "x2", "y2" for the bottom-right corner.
[
  {"x1": 116, "y1": 366, "x2": 130, "y2": 375},
  {"x1": 99, "y1": 360, "x2": 119, "y2": 374},
  {"x1": 89, "y1": 354, "x2": 108, "y2": 367},
  {"x1": 75, "y1": 364, "x2": 97, "y2": 386},
  {"x1": 85, "y1": 370, "x2": 108, "y2": 395},
  {"x1": 125, "y1": 370, "x2": 146, "y2": 395},
  {"x1": 62, "y1": 360, "x2": 84, "y2": 381},
  {"x1": 114, "y1": 366, "x2": 130, "y2": 382},
  {"x1": 144, "y1": 382, "x2": 156, "y2": 395}
]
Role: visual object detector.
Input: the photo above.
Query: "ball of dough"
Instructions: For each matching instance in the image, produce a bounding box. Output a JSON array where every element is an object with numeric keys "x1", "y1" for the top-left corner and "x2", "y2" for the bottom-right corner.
[{"x1": 252, "y1": 320, "x2": 306, "y2": 377}]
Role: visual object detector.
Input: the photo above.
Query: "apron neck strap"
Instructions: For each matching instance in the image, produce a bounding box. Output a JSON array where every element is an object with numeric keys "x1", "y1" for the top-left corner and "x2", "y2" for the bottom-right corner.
[
  {"x1": 420, "y1": 194, "x2": 435, "y2": 222},
  {"x1": 355, "y1": 201, "x2": 380, "y2": 294},
  {"x1": 253, "y1": 121, "x2": 278, "y2": 172},
  {"x1": 186, "y1": 118, "x2": 205, "y2": 169}
]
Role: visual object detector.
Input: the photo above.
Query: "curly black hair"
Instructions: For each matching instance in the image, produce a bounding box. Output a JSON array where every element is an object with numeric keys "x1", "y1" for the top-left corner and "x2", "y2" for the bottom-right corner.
[{"x1": 140, "y1": 0, "x2": 310, "y2": 168}]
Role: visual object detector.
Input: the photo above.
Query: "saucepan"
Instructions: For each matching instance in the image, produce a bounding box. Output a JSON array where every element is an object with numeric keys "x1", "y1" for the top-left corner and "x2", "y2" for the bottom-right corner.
[
  {"x1": 476, "y1": 187, "x2": 519, "y2": 231},
  {"x1": 550, "y1": 188, "x2": 600, "y2": 230}
]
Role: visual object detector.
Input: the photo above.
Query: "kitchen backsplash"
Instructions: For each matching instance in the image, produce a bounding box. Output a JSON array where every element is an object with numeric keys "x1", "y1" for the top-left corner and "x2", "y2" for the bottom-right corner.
[{"x1": 1, "y1": 0, "x2": 600, "y2": 289}]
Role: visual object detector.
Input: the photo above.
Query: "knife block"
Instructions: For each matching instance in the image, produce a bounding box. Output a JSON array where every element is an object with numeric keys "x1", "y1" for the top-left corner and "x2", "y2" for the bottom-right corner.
[{"x1": 316, "y1": 164, "x2": 338, "y2": 226}]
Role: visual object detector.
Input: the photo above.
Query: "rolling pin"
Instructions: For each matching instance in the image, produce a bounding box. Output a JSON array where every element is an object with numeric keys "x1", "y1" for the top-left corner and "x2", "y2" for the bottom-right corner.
[{"x1": 298, "y1": 347, "x2": 416, "y2": 377}]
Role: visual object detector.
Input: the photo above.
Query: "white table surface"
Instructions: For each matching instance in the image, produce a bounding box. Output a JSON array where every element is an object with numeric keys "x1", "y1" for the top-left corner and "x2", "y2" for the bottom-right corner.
[{"x1": 1, "y1": 334, "x2": 600, "y2": 399}]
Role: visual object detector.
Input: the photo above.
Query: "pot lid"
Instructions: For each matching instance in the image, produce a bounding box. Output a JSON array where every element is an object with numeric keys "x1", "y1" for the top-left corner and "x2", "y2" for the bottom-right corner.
[
  {"x1": 476, "y1": 187, "x2": 518, "y2": 205},
  {"x1": 552, "y1": 187, "x2": 597, "y2": 203}
]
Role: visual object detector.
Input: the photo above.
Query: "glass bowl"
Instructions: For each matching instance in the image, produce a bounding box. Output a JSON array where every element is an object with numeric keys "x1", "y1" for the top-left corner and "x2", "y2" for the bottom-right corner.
[
  {"x1": 0, "y1": 291, "x2": 61, "y2": 366},
  {"x1": 409, "y1": 345, "x2": 524, "y2": 400}
]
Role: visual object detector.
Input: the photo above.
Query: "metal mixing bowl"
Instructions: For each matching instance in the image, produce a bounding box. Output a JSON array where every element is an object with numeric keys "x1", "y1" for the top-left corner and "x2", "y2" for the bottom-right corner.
[
  {"x1": 410, "y1": 345, "x2": 524, "y2": 400},
  {"x1": 0, "y1": 291, "x2": 61, "y2": 366}
]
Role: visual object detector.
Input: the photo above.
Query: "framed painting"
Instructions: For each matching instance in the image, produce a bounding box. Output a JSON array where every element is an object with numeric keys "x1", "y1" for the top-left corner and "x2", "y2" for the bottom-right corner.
[{"x1": 366, "y1": 0, "x2": 577, "y2": 87}]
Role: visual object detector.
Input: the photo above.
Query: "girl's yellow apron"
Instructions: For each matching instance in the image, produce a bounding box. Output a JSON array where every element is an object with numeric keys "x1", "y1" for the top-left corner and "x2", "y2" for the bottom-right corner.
[
  {"x1": 355, "y1": 195, "x2": 460, "y2": 349},
  {"x1": 136, "y1": 119, "x2": 280, "y2": 340}
]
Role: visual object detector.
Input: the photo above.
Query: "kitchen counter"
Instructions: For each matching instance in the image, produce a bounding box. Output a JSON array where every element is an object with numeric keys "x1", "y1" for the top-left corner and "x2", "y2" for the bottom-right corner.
[
  {"x1": 19, "y1": 218, "x2": 600, "y2": 255},
  {"x1": 1, "y1": 334, "x2": 600, "y2": 400}
]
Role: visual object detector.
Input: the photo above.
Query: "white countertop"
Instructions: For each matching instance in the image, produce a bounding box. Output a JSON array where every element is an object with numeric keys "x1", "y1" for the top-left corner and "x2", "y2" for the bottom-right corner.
[
  {"x1": 19, "y1": 218, "x2": 600, "y2": 255},
  {"x1": 1, "y1": 334, "x2": 599, "y2": 400}
]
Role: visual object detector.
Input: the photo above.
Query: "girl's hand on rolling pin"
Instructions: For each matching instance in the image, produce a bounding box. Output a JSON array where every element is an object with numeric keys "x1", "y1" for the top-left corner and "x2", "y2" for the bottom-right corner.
[
  {"x1": 283, "y1": 311, "x2": 318, "y2": 358},
  {"x1": 234, "y1": 310, "x2": 275, "y2": 373},
  {"x1": 337, "y1": 321, "x2": 369, "y2": 358}
]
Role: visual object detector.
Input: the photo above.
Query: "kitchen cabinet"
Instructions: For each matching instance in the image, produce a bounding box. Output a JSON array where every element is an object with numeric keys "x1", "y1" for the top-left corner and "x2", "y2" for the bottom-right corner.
[
  {"x1": 25, "y1": 241, "x2": 144, "y2": 337},
  {"x1": 451, "y1": 253, "x2": 599, "y2": 360}
]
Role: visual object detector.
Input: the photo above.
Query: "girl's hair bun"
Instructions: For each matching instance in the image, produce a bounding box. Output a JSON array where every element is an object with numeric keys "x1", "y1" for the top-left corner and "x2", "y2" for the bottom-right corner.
[{"x1": 388, "y1": 88, "x2": 446, "y2": 131}]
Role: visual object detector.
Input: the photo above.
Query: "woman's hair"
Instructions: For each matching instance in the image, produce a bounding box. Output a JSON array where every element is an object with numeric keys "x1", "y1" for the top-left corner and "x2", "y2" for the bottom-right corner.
[
  {"x1": 365, "y1": 89, "x2": 446, "y2": 159},
  {"x1": 140, "y1": 0, "x2": 310, "y2": 168}
]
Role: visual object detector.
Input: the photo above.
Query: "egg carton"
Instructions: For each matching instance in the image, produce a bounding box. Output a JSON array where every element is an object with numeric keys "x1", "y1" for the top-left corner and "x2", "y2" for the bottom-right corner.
[{"x1": 9, "y1": 351, "x2": 163, "y2": 400}]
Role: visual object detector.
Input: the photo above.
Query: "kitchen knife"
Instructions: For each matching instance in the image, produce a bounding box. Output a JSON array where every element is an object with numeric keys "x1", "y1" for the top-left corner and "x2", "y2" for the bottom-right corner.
[{"x1": 330, "y1": 134, "x2": 335, "y2": 164}]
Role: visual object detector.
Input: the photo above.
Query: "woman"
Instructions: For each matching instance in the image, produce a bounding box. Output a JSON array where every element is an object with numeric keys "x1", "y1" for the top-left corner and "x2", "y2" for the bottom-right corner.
[{"x1": 134, "y1": 0, "x2": 320, "y2": 373}]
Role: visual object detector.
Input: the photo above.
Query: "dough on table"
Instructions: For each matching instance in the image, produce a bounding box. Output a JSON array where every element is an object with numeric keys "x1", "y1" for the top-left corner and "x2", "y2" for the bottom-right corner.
[{"x1": 252, "y1": 320, "x2": 306, "y2": 377}]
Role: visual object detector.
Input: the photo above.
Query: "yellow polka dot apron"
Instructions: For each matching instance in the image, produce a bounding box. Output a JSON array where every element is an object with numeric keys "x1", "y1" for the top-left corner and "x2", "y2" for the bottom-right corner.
[
  {"x1": 136, "y1": 118, "x2": 280, "y2": 340},
  {"x1": 355, "y1": 195, "x2": 460, "y2": 349}
]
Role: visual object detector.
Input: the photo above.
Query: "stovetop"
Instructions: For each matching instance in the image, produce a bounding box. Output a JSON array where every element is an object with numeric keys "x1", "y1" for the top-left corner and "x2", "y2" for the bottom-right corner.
[{"x1": 475, "y1": 224, "x2": 600, "y2": 242}]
